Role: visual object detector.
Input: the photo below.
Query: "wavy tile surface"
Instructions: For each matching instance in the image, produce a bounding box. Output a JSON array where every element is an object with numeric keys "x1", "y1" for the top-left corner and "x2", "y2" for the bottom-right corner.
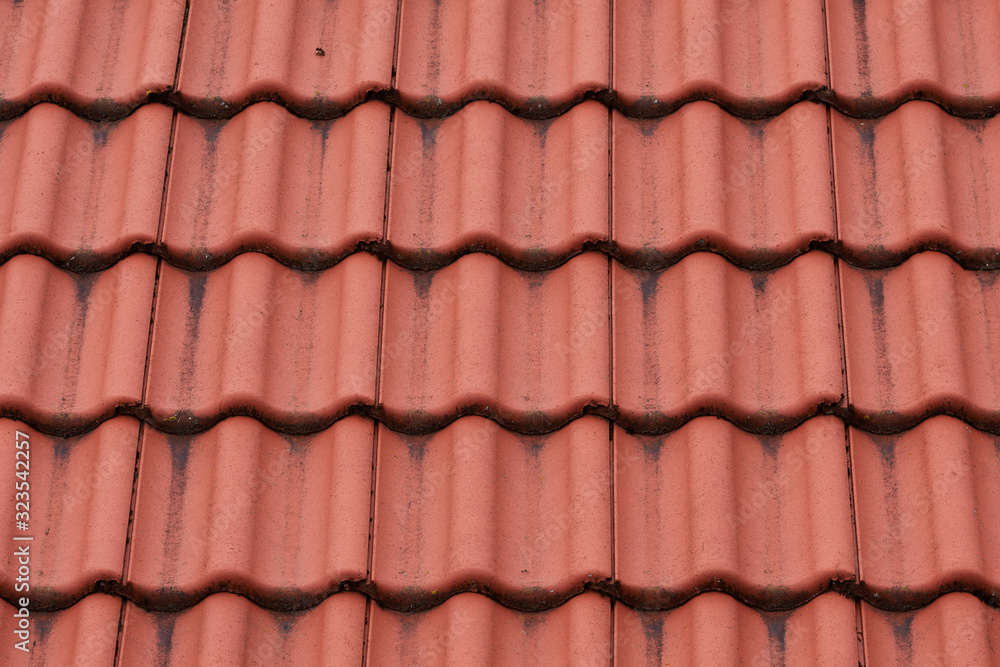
[
  {"x1": 145, "y1": 253, "x2": 382, "y2": 434},
  {"x1": 0, "y1": 254, "x2": 155, "y2": 433},
  {"x1": 120, "y1": 592, "x2": 367, "y2": 665},
  {"x1": 176, "y1": 0, "x2": 396, "y2": 117},
  {"x1": 863, "y1": 594, "x2": 1000, "y2": 665},
  {"x1": 395, "y1": 0, "x2": 609, "y2": 116},
  {"x1": 163, "y1": 101, "x2": 389, "y2": 269},
  {"x1": 367, "y1": 591, "x2": 611, "y2": 665},
  {"x1": 613, "y1": 102, "x2": 833, "y2": 269},
  {"x1": 0, "y1": 103, "x2": 170, "y2": 270},
  {"x1": 0, "y1": 0, "x2": 186, "y2": 119},
  {"x1": 615, "y1": 417, "x2": 855, "y2": 609},
  {"x1": 380, "y1": 253, "x2": 610, "y2": 433},
  {"x1": 387, "y1": 101, "x2": 608, "y2": 269},
  {"x1": 841, "y1": 253, "x2": 1000, "y2": 432},
  {"x1": 827, "y1": 0, "x2": 1000, "y2": 116},
  {"x1": 613, "y1": 252, "x2": 844, "y2": 433},
  {"x1": 613, "y1": 0, "x2": 828, "y2": 116},
  {"x1": 852, "y1": 417, "x2": 1000, "y2": 606},
  {"x1": 127, "y1": 417, "x2": 373, "y2": 610},
  {"x1": 0, "y1": 594, "x2": 120, "y2": 665},
  {"x1": 372, "y1": 417, "x2": 611, "y2": 610},
  {"x1": 615, "y1": 592, "x2": 859, "y2": 667},
  {"x1": 0, "y1": 419, "x2": 135, "y2": 609},
  {"x1": 833, "y1": 103, "x2": 1000, "y2": 267}
]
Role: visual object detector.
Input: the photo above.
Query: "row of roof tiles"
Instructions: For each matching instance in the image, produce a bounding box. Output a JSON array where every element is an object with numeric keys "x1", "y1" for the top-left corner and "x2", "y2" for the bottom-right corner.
[
  {"x1": 5, "y1": 591, "x2": 998, "y2": 666},
  {"x1": 4, "y1": 250, "x2": 1000, "y2": 436},
  {"x1": 3, "y1": 0, "x2": 1000, "y2": 119},
  {"x1": 4, "y1": 414, "x2": 997, "y2": 612},
  {"x1": 5, "y1": 100, "x2": 1000, "y2": 272}
]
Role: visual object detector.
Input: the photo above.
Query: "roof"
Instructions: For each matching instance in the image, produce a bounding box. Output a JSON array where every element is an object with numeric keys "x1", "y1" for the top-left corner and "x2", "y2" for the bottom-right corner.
[{"x1": 1, "y1": 0, "x2": 999, "y2": 664}]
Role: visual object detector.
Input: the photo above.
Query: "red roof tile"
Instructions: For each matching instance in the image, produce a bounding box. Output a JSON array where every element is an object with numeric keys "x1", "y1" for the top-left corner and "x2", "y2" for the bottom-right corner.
[
  {"x1": 0, "y1": 103, "x2": 171, "y2": 269},
  {"x1": 615, "y1": 592, "x2": 860, "y2": 666},
  {"x1": 0, "y1": 0, "x2": 186, "y2": 119},
  {"x1": 613, "y1": 252, "x2": 844, "y2": 433},
  {"x1": 163, "y1": 101, "x2": 390, "y2": 270},
  {"x1": 0, "y1": 254, "x2": 155, "y2": 433},
  {"x1": 613, "y1": 101, "x2": 834, "y2": 269},
  {"x1": 176, "y1": 0, "x2": 397, "y2": 117},
  {"x1": 615, "y1": 417, "x2": 856, "y2": 610},
  {"x1": 827, "y1": 0, "x2": 1000, "y2": 116},
  {"x1": 841, "y1": 253, "x2": 1000, "y2": 433},
  {"x1": 372, "y1": 417, "x2": 611, "y2": 610},
  {"x1": 613, "y1": 0, "x2": 829, "y2": 116},
  {"x1": 387, "y1": 100, "x2": 609, "y2": 269},
  {"x1": 367, "y1": 591, "x2": 611, "y2": 665},
  {"x1": 0, "y1": 594, "x2": 120, "y2": 665},
  {"x1": 127, "y1": 417, "x2": 374, "y2": 610},
  {"x1": 395, "y1": 0, "x2": 610, "y2": 117},
  {"x1": 380, "y1": 253, "x2": 610, "y2": 433},
  {"x1": 145, "y1": 253, "x2": 382, "y2": 434},
  {"x1": 119, "y1": 592, "x2": 367, "y2": 665},
  {"x1": 0, "y1": 419, "x2": 135, "y2": 609}
]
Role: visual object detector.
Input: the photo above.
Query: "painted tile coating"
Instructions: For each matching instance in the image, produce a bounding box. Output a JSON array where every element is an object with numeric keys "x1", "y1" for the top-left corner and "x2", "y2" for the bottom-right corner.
[
  {"x1": 380, "y1": 253, "x2": 610, "y2": 433},
  {"x1": 120, "y1": 592, "x2": 367, "y2": 665},
  {"x1": 176, "y1": 0, "x2": 397, "y2": 117},
  {"x1": 841, "y1": 253, "x2": 1000, "y2": 433},
  {"x1": 0, "y1": 103, "x2": 171, "y2": 269},
  {"x1": 0, "y1": 419, "x2": 136, "y2": 609},
  {"x1": 615, "y1": 592, "x2": 859, "y2": 667},
  {"x1": 372, "y1": 417, "x2": 611, "y2": 610},
  {"x1": 164, "y1": 102, "x2": 390, "y2": 269},
  {"x1": 615, "y1": 417, "x2": 856, "y2": 609},
  {"x1": 396, "y1": 0, "x2": 610, "y2": 116},
  {"x1": 388, "y1": 101, "x2": 608, "y2": 269},
  {"x1": 0, "y1": 254, "x2": 156, "y2": 433},
  {"x1": 863, "y1": 594, "x2": 1000, "y2": 666},
  {"x1": 0, "y1": 594, "x2": 120, "y2": 665},
  {"x1": 367, "y1": 591, "x2": 611, "y2": 666},
  {"x1": 613, "y1": 252, "x2": 844, "y2": 433},
  {"x1": 833, "y1": 103, "x2": 1000, "y2": 268},
  {"x1": 614, "y1": 0, "x2": 828, "y2": 116},
  {"x1": 146, "y1": 253, "x2": 382, "y2": 434},
  {"x1": 827, "y1": 0, "x2": 1000, "y2": 116},
  {"x1": 127, "y1": 417, "x2": 373, "y2": 610},
  {"x1": 852, "y1": 418, "x2": 1000, "y2": 607},
  {"x1": 613, "y1": 102, "x2": 834, "y2": 269}
]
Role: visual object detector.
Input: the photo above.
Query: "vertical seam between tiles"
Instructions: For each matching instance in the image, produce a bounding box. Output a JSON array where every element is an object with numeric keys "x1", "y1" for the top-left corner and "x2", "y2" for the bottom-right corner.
[
  {"x1": 607, "y1": 0, "x2": 615, "y2": 660},
  {"x1": 819, "y1": 0, "x2": 832, "y2": 93}
]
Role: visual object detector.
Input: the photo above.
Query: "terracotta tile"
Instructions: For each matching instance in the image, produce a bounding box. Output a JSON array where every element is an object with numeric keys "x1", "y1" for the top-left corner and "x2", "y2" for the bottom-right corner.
[
  {"x1": 387, "y1": 101, "x2": 608, "y2": 269},
  {"x1": 833, "y1": 103, "x2": 1000, "y2": 268},
  {"x1": 372, "y1": 416, "x2": 611, "y2": 610},
  {"x1": 0, "y1": 594, "x2": 120, "y2": 665},
  {"x1": 120, "y1": 592, "x2": 367, "y2": 665},
  {"x1": 841, "y1": 253, "x2": 1000, "y2": 432},
  {"x1": 176, "y1": 0, "x2": 396, "y2": 117},
  {"x1": 615, "y1": 417, "x2": 856, "y2": 609},
  {"x1": 395, "y1": 0, "x2": 610, "y2": 117},
  {"x1": 0, "y1": 103, "x2": 170, "y2": 270},
  {"x1": 379, "y1": 253, "x2": 610, "y2": 433},
  {"x1": 613, "y1": 252, "x2": 843, "y2": 433},
  {"x1": 0, "y1": 254, "x2": 156, "y2": 434},
  {"x1": 615, "y1": 592, "x2": 858, "y2": 666},
  {"x1": 145, "y1": 253, "x2": 382, "y2": 434},
  {"x1": 613, "y1": 0, "x2": 828, "y2": 116},
  {"x1": 613, "y1": 102, "x2": 833, "y2": 269},
  {"x1": 0, "y1": 0, "x2": 185, "y2": 119},
  {"x1": 0, "y1": 419, "x2": 135, "y2": 608},
  {"x1": 127, "y1": 417, "x2": 373, "y2": 609},
  {"x1": 163, "y1": 101, "x2": 389, "y2": 270},
  {"x1": 827, "y1": 0, "x2": 1000, "y2": 116},
  {"x1": 367, "y1": 591, "x2": 611, "y2": 665},
  {"x1": 863, "y1": 594, "x2": 1000, "y2": 666},
  {"x1": 851, "y1": 417, "x2": 1000, "y2": 606}
]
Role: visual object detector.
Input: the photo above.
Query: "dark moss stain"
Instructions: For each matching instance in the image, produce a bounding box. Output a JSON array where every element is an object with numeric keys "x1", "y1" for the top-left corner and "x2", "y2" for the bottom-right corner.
[
  {"x1": 863, "y1": 273, "x2": 893, "y2": 391},
  {"x1": 186, "y1": 273, "x2": 207, "y2": 336},
  {"x1": 52, "y1": 437, "x2": 73, "y2": 463},
  {"x1": 522, "y1": 434, "x2": 545, "y2": 458},
  {"x1": 155, "y1": 613, "x2": 178, "y2": 660},
  {"x1": 33, "y1": 614, "x2": 54, "y2": 643},
  {"x1": 639, "y1": 613, "x2": 665, "y2": 665},
  {"x1": 890, "y1": 613, "x2": 914, "y2": 661},
  {"x1": 759, "y1": 433, "x2": 783, "y2": 459},
  {"x1": 419, "y1": 121, "x2": 439, "y2": 150},
  {"x1": 412, "y1": 271, "x2": 433, "y2": 300},
  {"x1": 751, "y1": 272, "x2": 769, "y2": 296},
  {"x1": 641, "y1": 436, "x2": 664, "y2": 462},
  {"x1": 763, "y1": 612, "x2": 789, "y2": 667},
  {"x1": 91, "y1": 121, "x2": 115, "y2": 149},
  {"x1": 872, "y1": 433, "x2": 897, "y2": 469},
  {"x1": 639, "y1": 271, "x2": 659, "y2": 306},
  {"x1": 852, "y1": 0, "x2": 873, "y2": 97},
  {"x1": 406, "y1": 438, "x2": 427, "y2": 463},
  {"x1": 276, "y1": 614, "x2": 296, "y2": 636},
  {"x1": 163, "y1": 436, "x2": 192, "y2": 577},
  {"x1": 637, "y1": 118, "x2": 661, "y2": 138}
]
